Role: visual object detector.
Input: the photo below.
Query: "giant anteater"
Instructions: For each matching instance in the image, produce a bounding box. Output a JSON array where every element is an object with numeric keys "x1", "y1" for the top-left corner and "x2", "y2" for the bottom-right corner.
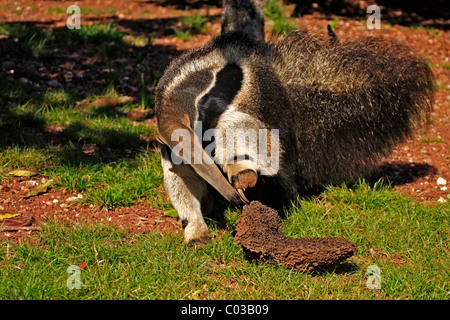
[{"x1": 155, "y1": 14, "x2": 433, "y2": 246}]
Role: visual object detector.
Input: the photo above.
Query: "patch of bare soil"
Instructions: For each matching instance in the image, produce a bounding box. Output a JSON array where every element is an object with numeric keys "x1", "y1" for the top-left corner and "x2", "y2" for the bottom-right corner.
[
  {"x1": 235, "y1": 201, "x2": 358, "y2": 271},
  {"x1": 0, "y1": 176, "x2": 181, "y2": 242}
]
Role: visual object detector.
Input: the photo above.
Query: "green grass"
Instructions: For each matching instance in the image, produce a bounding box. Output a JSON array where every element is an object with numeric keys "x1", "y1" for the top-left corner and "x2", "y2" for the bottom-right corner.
[
  {"x1": 264, "y1": 0, "x2": 297, "y2": 35},
  {"x1": 0, "y1": 146, "x2": 55, "y2": 170},
  {"x1": 0, "y1": 71, "x2": 162, "y2": 209},
  {"x1": 53, "y1": 151, "x2": 168, "y2": 209},
  {"x1": 47, "y1": 6, "x2": 66, "y2": 15},
  {"x1": 181, "y1": 13, "x2": 209, "y2": 34},
  {"x1": 47, "y1": 6, "x2": 108, "y2": 16},
  {"x1": 80, "y1": 7, "x2": 105, "y2": 16},
  {"x1": 0, "y1": 23, "x2": 53, "y2": 59},
  {"x1": 55, "y1": 22, "x2": 124, "y2": 53},
  {"x1": 419, "y1": 135, "x2": 443, "y2": 143},
  {"x1": 410, "y1": 24, "x2": 443, "y2": 37},
  {"x1": 174, "y1": 29, "x2": 192, "y2": 42},
  {"x1": 42, "y1": 90, "x2": 76, "y2": 109},
  {"x1": 0, "y1": 182, "x2": 448, "y2": 299},
  {"x1": 0, "y1": 22, "x2": 125, "y2": 60},
  {"x1": 173, "y1": 10, "x2": 209, "y2": 41},
  {"x1": 65, "y1": 22, "x2": 125, "y2": 59}
]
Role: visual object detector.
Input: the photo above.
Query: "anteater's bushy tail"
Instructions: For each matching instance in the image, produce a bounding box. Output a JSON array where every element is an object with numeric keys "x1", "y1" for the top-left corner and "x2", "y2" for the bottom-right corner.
[{"x1": 271, "y1": 32, "x2": 434, "y2": 187}]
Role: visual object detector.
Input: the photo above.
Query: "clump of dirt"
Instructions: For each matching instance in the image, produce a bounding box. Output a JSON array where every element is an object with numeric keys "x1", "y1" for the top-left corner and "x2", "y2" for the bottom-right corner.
[{"x1": 235, "y1": 201, "x2": 358, "y2": 271}]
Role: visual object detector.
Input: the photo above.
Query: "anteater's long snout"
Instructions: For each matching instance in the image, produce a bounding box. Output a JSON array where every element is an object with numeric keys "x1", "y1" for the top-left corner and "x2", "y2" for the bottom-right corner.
[{"x1": 158, "y1": 114, "x2": 245, "y2": 206}]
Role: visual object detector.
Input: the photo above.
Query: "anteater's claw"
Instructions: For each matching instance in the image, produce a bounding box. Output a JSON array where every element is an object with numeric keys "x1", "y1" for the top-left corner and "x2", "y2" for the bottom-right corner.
[{"x1": 237, "y1": 188, "x2": 250, "y2": 204}]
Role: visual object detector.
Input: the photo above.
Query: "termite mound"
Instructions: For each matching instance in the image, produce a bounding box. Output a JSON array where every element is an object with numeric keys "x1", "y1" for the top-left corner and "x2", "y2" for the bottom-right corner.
[{"x1": 235, "y1": 201, "x2": 357, "y2": 271}]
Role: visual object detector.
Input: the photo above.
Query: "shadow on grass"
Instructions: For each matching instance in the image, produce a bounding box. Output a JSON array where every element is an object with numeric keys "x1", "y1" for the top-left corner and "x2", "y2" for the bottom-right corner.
[
  {"x1": 294, "y1": 161, "x2": 438, "y2": 203},
  {"x1": 367, "y1": 162, "x2": 438, "y2": 187},
  {"x1": 0, "y1": 16, "x2": 183, "y2": 166}
]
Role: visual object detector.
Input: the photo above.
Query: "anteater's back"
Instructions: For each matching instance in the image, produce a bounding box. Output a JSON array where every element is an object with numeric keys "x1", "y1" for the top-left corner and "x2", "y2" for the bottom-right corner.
[{"x1": 269, "y1": 32, "x2": 434, "y2": 187}]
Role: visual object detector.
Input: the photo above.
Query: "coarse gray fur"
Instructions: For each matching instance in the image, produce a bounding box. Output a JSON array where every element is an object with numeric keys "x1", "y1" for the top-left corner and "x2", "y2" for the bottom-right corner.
[{"x1": 155, "y1": 30, "x2": 434, "y2": 245}]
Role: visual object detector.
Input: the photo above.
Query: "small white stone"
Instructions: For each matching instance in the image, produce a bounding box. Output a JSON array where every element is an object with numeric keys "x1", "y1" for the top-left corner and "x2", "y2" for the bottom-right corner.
[
  {"x1": 436, "y1": 177, "x2": 447, "y2": 186},
  {"x1": 21, "y1": 180, "x2": 38, "y2": 186},
  {"x1": 437, "y1": 197, "x2": 447, "y2": 203}
]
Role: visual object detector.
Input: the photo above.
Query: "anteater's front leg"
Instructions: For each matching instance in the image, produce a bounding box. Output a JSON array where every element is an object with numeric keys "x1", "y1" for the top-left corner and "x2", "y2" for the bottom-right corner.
[{"x1": 160, "y1": 145, "x2": 212, "y2": 247}]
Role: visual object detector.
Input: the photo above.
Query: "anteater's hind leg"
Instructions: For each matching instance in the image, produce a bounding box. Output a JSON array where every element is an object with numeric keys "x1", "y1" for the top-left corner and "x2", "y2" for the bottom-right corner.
[{"x1": 160, "y1": 145, "x2": 213, "y2": 247}]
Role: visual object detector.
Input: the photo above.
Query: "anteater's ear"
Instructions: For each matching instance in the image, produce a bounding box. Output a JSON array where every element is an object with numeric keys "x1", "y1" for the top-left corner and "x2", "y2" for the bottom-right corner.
[
  {"x1": 181, "y1": 113, "x2": 191, "y2": 127},
  {"x1": 156, "y1": 135, "x2": 168, "y2": 146},
  {"x1": 327, "y1": 25, "x2": 339, "y2": 43}
]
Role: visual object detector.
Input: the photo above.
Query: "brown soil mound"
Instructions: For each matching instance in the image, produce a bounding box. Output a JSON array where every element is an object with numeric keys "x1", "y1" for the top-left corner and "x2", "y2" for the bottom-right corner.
[{"x1": 235, "y1": 201, "x2": 358, "y2": 271}]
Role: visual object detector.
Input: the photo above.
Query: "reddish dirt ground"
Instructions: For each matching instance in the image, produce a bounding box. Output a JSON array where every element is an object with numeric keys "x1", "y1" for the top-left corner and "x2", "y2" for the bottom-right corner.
[
  {"x1": 0, "y1": 176, "x2": 181, "y2": 241},
  {"x1": 0, "y1": 0, "x2": 449, "y2": 241}
]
